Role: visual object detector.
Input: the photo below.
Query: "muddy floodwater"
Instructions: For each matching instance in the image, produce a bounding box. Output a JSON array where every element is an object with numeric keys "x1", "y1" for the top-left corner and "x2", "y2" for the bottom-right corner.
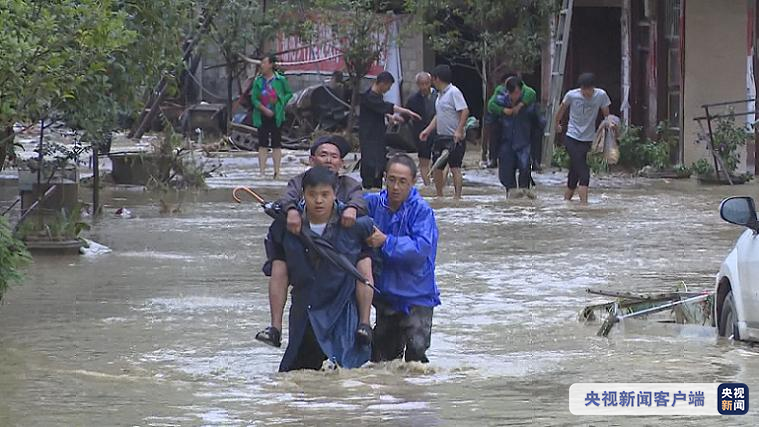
[{"x1": 2, "y1": 150, "x2": 759, "y2": 425}]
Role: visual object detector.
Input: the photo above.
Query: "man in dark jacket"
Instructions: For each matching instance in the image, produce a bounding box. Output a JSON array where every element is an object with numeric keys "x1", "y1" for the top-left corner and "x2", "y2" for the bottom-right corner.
[
  {"x1": 365, "y1": 154, "x2": 440, "y2": 363},
  {"x1": 359, "y1": 71, "x2": 420, "y2": 189},
  {"x1": 496, "y1": 77, "x2": 536, "y2": 199},
  {"x1": 262, "y1": 135, "x2": 367, "y2": 278},
  {"x1": 405, "y1": 72, "x2": 437, "y2": 186},
  {"x1": 256, "y1": 166, "x2": 375, "y2": 372},
  {"x1": 278, "y1": 134, "x2": 366, "y2": 235},
  {"x1": 487, "y1": 73, "x2": 539, "y2": 168}
]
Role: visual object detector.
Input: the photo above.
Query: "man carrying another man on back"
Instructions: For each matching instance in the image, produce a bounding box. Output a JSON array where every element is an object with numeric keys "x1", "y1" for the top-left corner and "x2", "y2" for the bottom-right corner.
[
  {"x1": 277, "y1": 135, "x2": 365, "y2": 235},
  {"x1": 258, "y1": 135, "x2": 368, "y2": 346},
  {"x1": 494, "y1": 77, "x2": 539, "y2": 199},
  {"x1": 257, "y1": 137, "x2": 442, "y2": 367},
  {"x1": 486, "y1": 73, "x2": 538, "y2": 168},
  {"x1": 257, "y1": 166, "x2": 376, "y2": 372}
]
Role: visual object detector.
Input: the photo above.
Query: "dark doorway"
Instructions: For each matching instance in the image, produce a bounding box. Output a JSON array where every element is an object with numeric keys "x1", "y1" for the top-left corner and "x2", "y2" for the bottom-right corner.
[{"x1": 566, "y1": 7, "x2": 622, "y2": 115}]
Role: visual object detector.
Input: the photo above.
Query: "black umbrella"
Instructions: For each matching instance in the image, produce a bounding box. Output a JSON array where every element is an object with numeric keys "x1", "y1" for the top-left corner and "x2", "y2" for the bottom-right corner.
[{"x1": 233, "y1": 186, "x2": 379, "y2": 293}]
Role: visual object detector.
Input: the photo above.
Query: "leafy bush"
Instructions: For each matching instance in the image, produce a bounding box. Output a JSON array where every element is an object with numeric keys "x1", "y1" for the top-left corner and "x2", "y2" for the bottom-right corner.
[
  {"x1": 145, "y1": 126, "x2": 220, "y2": 191},
  {"x1": 712, "y1": 114, "x2": 752, "y2": 175},
  {"x1": 588, "y1": 153, "x2": 608, "y2": 174},
  {"x1": 16, "y1": 206, "x2": 90, "y2": 242},
  {"x1": 618, "y1": 123, "x2": 677, "y2": 170},
  {"x1": 0, "y1": 217, "x2": 31, "y2": 303},
  {"x1": 552, "y1": 146, "x2": 570, "y2": 169},
  {"x1": 691, "y1": 159, "x2": 715, "y2": 177},
  {"x1": 673, "y1": 164, "x2": 692, "y2": 178},
  {"x1": 618, "y1": 125, "x2": 645, "y2": 169}
]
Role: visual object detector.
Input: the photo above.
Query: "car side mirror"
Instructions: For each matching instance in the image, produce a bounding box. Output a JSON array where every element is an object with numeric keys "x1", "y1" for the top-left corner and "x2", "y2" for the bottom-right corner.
[{"x1": 720, "y1": 197, "x2": 759, "y2": 230}]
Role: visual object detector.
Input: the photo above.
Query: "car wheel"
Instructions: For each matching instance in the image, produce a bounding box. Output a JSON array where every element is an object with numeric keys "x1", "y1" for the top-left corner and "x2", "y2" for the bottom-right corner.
[{"x1": 719, "y1": 291, "x2": 740, "y2": 339}]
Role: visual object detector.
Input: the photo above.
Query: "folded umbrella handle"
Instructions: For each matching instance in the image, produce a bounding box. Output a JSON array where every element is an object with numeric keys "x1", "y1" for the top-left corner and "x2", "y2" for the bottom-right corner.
[{"x1": 233, "y1": 186, "x2": 266, "y2": 204}]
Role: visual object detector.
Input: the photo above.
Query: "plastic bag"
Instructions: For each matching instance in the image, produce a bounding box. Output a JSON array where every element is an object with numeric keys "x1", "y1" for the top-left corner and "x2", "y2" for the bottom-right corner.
[{"x1": 593, "y1": 115, "x2": 621, "y2": 165}]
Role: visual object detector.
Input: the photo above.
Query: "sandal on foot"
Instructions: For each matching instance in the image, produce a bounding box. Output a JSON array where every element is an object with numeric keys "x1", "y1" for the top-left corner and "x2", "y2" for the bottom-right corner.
[
  {"x1": 356, "y1": 323, "x2": 373, "y2": 346},
  {"x1": 255, "y1": 326, "x2": 281, "y2": 348}
]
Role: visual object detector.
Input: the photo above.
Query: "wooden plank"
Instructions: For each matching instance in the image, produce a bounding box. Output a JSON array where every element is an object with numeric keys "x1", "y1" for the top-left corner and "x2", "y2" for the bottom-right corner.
[
  {"x1": 621, "y1": 0, "x2": 632, "y2": 124},
  {"x1": 646, "y1": 0, "x2": 659, "y2": 136}
]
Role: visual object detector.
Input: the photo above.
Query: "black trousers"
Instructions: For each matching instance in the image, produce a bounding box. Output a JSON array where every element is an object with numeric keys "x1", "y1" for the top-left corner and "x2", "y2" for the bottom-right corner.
[
  {"x1": 360, "y1": 162, "x2": 385, "y2": 189},
  {"x1": 530, "y1": 131, "x2": 543, "y2": 168},
  {"x1": 488, "y1": 121, "x2": 503, "y2": 164},
  {"x1": 564, "y1": 135, "x2": 591, "y2": 189},
  {"x1": 372, "y1": 302, "x2": 434, "y2": 363},
  {"x1": 258, "y1": 115, "x2": 282, "y2": 149}
]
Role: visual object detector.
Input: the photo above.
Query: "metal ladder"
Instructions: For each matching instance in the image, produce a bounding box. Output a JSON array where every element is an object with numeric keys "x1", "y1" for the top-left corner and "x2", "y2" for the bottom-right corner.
[{"x1": 542, "y1": 0, "x2": 574, "y2": 166}]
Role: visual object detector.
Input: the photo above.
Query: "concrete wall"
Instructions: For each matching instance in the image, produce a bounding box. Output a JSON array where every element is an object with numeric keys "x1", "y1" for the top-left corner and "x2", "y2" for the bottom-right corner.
[
  {"x1": 682, "y1": 0, "x2": 749, "y2": 169},
  {"x1": 398, "y1": 21, "x2": 432, "y2": 103}
]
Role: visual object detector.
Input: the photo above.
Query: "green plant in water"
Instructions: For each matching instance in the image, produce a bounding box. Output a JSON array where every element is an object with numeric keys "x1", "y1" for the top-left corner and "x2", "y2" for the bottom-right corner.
[
  {"x1": 0, "y1": 217, "x2": 31, "y2": 303},
  {"x1": 16, "y1": 206, "x2": 90, "y2": 242},
  {"x1": 618, "y1": 123, "x2": 676, "y2": 171},
  {"x1": 145, "y1": 124, "x2": 219, "y2": 191},
  {"x1": 642, "y1": 139, "x2": 671, "y2": 170},
  {"x1": 655, "y1": 121, "x2": 678, "y2": 148},
  {"x1": 712, "y1": 114, "x2": 752, "y2": 175},
  {"x1": 588, "y1": 152, "x2": 608, "y2": 175},
  {"x1": 673, "y1": 163, "x2": 691, "y2": 178},
  {"x1": 691, "y1": 159, "x2": 715, "y2": 178},
  {"x1": 618, "y1": 125, "x2": 644, "y2": 169},
  {"x1": 552, "y1": 146, "x2": 570, "y2": 170}
]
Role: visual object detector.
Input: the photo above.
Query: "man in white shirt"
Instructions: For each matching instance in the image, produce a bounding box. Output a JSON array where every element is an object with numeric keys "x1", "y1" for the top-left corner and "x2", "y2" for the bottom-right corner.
[
  {"x1": 554, "y1": 73, "x2": 611, "y2": 204},
  {"x1": 420, "y1": 65, "x2": 470, "y2": 200}
]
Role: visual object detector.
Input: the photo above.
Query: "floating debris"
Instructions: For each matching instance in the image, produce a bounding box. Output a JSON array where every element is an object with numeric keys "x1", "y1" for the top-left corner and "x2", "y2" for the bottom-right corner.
[
  {"x1": 80, "y1": 239, "x2": 112, "y2": 256},
  {"x1": 580, "y1": 287, "x2": 714, "y2": 337}
]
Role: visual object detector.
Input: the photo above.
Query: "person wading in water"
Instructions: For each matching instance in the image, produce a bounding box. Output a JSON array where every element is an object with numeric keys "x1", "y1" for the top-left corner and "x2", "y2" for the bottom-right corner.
[
  {"x1": 256, "y1": 166, "x2": 376, "y2": 371},
  {"x1": 365, "y1": 154, "x2": 440, "y2": 363},
  {"x1": 553, "y1": 73, "x2": 611, "y2": 205}
]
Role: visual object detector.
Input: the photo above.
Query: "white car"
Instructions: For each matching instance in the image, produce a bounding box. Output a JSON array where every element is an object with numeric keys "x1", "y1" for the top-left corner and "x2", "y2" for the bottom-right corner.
[{"x1": 716, "y1": 196, "x2": 759, "y2": 340}]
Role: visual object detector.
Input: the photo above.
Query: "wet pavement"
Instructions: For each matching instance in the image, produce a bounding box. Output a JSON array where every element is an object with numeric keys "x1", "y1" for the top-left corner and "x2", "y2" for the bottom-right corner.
[{"x1": 1, "y1": 141, "x2": 759, "y2": 425}]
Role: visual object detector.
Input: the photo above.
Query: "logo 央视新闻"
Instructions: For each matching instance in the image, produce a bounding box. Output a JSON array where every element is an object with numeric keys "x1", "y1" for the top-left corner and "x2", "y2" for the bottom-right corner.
[{"x1": 717, "y1": 383, "x2": 748, "y2": 415}]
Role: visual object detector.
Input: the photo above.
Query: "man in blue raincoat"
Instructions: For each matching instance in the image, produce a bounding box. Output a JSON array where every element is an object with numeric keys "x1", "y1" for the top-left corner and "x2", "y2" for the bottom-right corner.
[
  {"x1": 259, "y1": 166, "x2": 375, "y2": 371},
  {"x1": 365, "y1": 154, "x2": 440, "y2": 363}
]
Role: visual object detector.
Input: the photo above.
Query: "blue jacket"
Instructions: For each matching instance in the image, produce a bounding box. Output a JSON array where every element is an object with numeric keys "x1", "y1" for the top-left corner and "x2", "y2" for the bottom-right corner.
[
  {"x1": 495, "y1": 92, "x2": 546, "y2": 151},
  {"x1": 267, "y1": 206, "x2": 374, "y2": 372},
  {"x1": 497, "y1": 92, "x2": 532, "y2": 150},
  {"x1": 365, "y1": 188, "x2": 440, "y2": 314}
]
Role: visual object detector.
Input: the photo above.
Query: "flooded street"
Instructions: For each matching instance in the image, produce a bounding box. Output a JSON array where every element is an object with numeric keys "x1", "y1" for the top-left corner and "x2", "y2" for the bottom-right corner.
[{"x1": 2, "y1": 154, "x2": 759, "y2": 425}]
